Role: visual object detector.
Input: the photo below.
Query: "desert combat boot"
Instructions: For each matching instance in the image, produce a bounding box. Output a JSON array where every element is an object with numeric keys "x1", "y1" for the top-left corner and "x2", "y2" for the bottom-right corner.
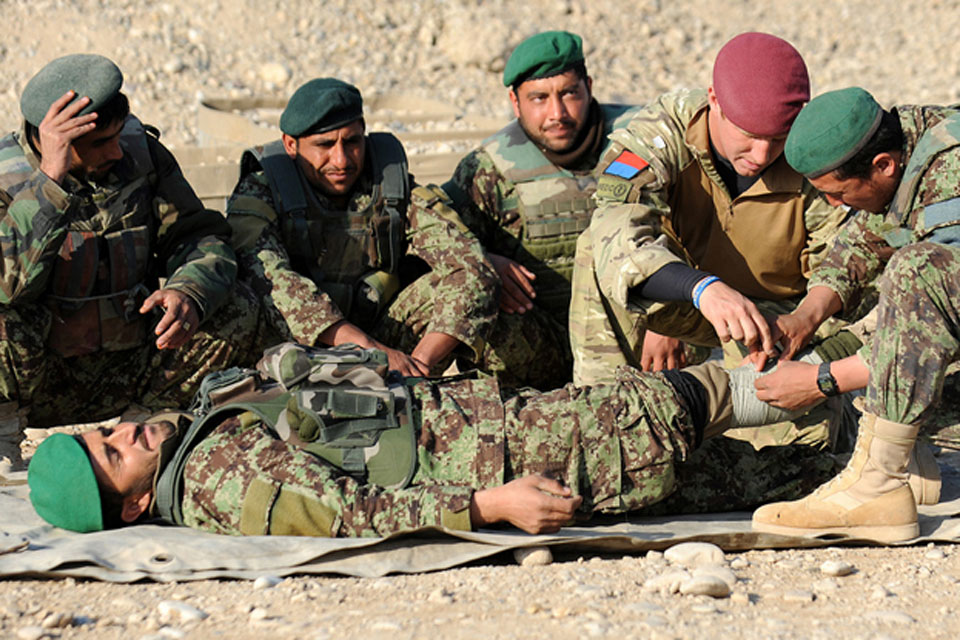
[{"x1": 752, "y1": 413, "x2": 920, "y2": 543}]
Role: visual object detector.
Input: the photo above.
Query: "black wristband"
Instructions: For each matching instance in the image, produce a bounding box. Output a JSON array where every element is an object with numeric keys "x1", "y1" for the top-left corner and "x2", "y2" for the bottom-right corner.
[{"x1": 816, "y1": 361, "x2": 840, "y2": 397}]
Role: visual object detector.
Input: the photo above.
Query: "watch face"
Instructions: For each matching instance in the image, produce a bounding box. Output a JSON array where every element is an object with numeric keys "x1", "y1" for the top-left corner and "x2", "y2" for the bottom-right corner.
[{"x1": 817, "y1": 363, "x2": 838, "y2": 396}]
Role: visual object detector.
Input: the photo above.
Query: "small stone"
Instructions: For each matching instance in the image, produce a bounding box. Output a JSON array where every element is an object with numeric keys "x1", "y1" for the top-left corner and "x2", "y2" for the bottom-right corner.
[
  {"x1": 693, "y1": 565, "x2": 737, "y2": 589},
  {"x1": 821, "y1": 560, "x2": 855, "y2": 577},
  {"x1": 259, "y1": 62, "x2": 290, "y2": 85},
  {"x1": 783, "y1": 590, "x2": 815, "y2": 603},
  {"x1": 644, "y1": 614, "x2": 669, "y2": 627},
  {"x1": 162, "y1": 58, "x2": 186, "y2": 74},
  {"x1": 643, "y1": 570, "x2": 690, "y2": 594},
  {"x1": 664, "y1": 542, "x2": 725, "y2": 568},
  {"x1": 253, "y1": 576, "x2": 283, "y2": 590},
  {"x1": 813, "y1": 578, "x2": 839, "y2": 592},
  {"x1": 729, "y1": 557, "x2": 750, "y2": 570},
  {"x1": 428, "y1": 588, "x2": 453, "y2": 604},
  {"x1": 926, "y1": 548, "x2": 946, "y2": 560},
  {"x1": 16, "y1": 627, "x2": 46, "y2": 640},
  {"x1": 370, "y1": 620, "x2": 402, "y2": 631},
  {"x1": 730, "y1": 591, "x2": 755, "y2": 605},
  {"x1": 865, "y1": 610, "x2": 916, "y2": 625},
  {"x1": 691, "y1": 602, "x2": 718, "y2": 614},
  {"x1": 159, "y1": 628, "x2": 187, "y2": 639},
  {"x1": 249, "y1": 608, "x2": 269, "y2": 621},
  {"x1": 157, "y1": 600, "x2": 208, "y2": 623},
  {"x1": 583, "y1": 621, "x2": 607, "y2": 637},
  {"x1": 40, "y1": 612, "x2": 71, "y2": 629},
  {"x1": 574, "y1": 584, "x2": 611, "y2": 600},
  {"x1": 679, "y1": 574, "x2": 731, "y2": 598},
  {"x1": 871, "y1": 585, "x2": 893, "y2": 599},
  {"x1": 514, "y1": 546, "x2": 553, "y2": 567},
  {"x1": 645, "y1": 550, "x2": 664, "y2": 562}
]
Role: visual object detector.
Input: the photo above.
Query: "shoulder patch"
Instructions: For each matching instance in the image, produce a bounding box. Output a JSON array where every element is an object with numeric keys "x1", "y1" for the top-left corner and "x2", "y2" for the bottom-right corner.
[
  {"x1": 596, "y1": 175, "x2": 632, "y2": 203},
  {"x1": 603, "y1": 150, "x2": 649, "y2": 179}
]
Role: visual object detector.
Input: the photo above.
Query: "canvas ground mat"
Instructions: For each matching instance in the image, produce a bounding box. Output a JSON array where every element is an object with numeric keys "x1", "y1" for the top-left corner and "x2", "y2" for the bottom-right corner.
[
  {"x1": 175, "y1": 92, "x2": 504, "y2": 210},
  {"x1": 1, "y1": 450, "x2": 958, "y2": 583}
]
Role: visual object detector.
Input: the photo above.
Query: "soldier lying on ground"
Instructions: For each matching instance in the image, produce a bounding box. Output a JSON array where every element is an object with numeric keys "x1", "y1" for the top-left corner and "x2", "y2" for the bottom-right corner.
[
  {"x1": 29, "y1": 336, "x2": 933, "y2": 539},
  {"x1": 750, "y1": 88, "x2": 958, "y2": 542},
  {"x1": 0, "y1": 54, "x2": 269, "y2": 473},
  {"x1": 441, "y1": 30, "x2": 643, "y2": 389},
  {"x1": 226, "y1": 78, "x2": 499, "y2": 379}
]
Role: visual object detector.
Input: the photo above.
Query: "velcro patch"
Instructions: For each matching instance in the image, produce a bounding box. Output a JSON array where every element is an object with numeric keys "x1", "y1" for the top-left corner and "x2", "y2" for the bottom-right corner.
[
  {"x1": 596, "y1": 176, "x2": 632, "y2": 203},
  {"x1": 603, "y1": 150, "x2": 649, "y2": 179}
]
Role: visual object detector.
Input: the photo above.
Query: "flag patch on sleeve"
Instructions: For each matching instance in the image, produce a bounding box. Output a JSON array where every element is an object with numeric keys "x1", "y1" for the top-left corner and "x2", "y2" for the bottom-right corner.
[{"x1": 603, "y1": 150, "x2": 649, "y2": 179}]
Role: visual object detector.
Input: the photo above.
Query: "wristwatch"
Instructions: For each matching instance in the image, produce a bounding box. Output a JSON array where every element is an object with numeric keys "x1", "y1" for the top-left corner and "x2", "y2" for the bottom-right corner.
[{"x1": 816, "y1": 362, "x2": 840, "y2": 397}]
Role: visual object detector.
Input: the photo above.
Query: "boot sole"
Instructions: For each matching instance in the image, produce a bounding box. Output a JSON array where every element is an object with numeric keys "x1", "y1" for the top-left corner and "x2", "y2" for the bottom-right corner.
[{"x1": 753, "y1": 520, "x2": 919, "y2": 544}]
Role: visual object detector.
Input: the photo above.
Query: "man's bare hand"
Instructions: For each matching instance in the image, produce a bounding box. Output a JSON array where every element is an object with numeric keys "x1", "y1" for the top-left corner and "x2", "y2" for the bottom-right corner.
[
  {"x1": 382, "y1": 346, "x2": 430, "y2": 377},
  {"x1": 37, "y1": 91, "x2": 98, "y2": 184},
  {"x1": 771, "y1": 311, "x2": 820, "y2": 362},
  {"x1": 471, "y1": 475, "x2": 582, "y2": 534},
  {"x1": 140, "y1": 289, "x2": 200, "y2": 350},
  {"x1": 640, "y1": 330, "x2": 687, "y2": 371},
  {"x1": 488, "y1": 253, "x2": 536, "y2": 314},
  {"x1": 753, "y1": 360, "x2": 822, "y2": 411},
  {"x1": 697, "y1": 280, "x2": 775, "y2": 365}
]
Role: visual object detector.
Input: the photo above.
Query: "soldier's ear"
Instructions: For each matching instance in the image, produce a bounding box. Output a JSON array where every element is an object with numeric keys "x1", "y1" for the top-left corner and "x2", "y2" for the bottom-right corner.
[
  {"x1": 509, "y1": 89, "x2": 521, "y2": 119},
  {"x1": 120, "y1": 491, "x2": 152, "y2": 523},
  {"x1": 872, "y1": 152, "x2": 899, "y2": 178},
  {"x1": 281, "y1": 133, "x2": 298, "y2": 160}
]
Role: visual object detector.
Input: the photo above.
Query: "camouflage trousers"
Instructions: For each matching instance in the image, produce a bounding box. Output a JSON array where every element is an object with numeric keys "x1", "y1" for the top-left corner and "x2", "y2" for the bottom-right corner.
[
  {"x1": 181, "y1": 366, "x2": 841, "y2": 538},
  {"x1": 864, "y1": 242, "x2": 960, "y2": 426},
  {"x1": 0, "y1": 282, "x2": 275, "y2": 428}
]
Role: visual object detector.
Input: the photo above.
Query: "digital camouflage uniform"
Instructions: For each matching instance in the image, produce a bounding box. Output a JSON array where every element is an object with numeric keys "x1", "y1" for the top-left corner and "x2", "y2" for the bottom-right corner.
[
  {"x1": 0, "y1": 117, "x2": 267, "y2": 434},
  {"x1": 171, "y1": 366, "x2": 837, "y2": 538},
  {"x1": 808, "y1": 106, "x2": 960, "y2": 440},
  {"x1": 444, "y1": 102, "x2": 641, "y2": 389},
  {"x1": 226, "y1": 136, "x2": 498, "y2": 373},
  {"x1": 569, "y1": 89, "x2": 851, "y2": 386}
]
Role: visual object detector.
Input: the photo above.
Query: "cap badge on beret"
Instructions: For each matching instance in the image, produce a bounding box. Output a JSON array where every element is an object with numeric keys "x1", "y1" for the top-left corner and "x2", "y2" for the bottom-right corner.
[
  {"x1": 20, "y1": 54, "x2": 123, "y2": 127},
  {"x1": 502, "y1": 30, "x2": 584, "y2": 88},
  {"x1": 279, "y1": 78, "x2": 364, "y2": 137},
  {"x1": 785, "y1": 87, "x2": 883, "y2": 177}
]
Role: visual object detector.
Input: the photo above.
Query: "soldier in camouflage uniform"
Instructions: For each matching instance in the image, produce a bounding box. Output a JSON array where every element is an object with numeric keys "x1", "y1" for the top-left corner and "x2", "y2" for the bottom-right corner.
[
  {"x1": 443, "y1": 31, "x2": 642, "y2": 389},
  {"x1": 227, "y1": 78, "x2": 498, "y2": 380},
  {"x1": 568, "y1": 33, "x2": 851, "y2": 388},
  {"x1": 28, "y1": 342, "x2": 844, "y2": 537},
  {"x1": 0, "y1": 55, "x2": 267, "y2": 471},
  {"x1": 750, "y1": 88, "x2": 960, "y2": 542}
]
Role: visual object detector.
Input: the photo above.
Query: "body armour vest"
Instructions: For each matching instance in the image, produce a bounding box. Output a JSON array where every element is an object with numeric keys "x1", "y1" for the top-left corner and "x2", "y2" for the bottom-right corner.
[
  {"x1": 155, "y1": 343, "x2": 418, "y2": 527},
  {"x1": 0, "y1": 116, "x2": 159, "y2": 357},
  {"x1": 240, "y1": 134, "x2": 409, "y2": 329},
  {"x1": 478, "y1": 103, "x2": 640, "y2": 316},
  {"x1": 884, "y1": 112, "x2": 960, "y2": 249}
]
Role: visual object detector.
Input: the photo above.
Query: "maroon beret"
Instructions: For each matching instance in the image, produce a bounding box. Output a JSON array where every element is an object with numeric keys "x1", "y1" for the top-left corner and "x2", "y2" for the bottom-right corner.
[{"x1": 712, "y1": 32, "x2": 810, "y2": 137}]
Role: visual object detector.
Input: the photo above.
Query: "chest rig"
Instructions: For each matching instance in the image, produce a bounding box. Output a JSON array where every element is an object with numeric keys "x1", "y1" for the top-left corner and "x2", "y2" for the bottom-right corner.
[{"x1": 240, "y1": 133, "x2": 409, "y2": 328}]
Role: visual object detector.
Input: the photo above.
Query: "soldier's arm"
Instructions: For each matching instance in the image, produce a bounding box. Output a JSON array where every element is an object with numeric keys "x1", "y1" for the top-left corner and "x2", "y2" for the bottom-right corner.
[
  {"x1": 148, "y1": 137, "x2": 237, "y2": 321},
  {"x1": 226, "y1": 172, "x2": 347, "y2": 346},
  {"x1": 404, "y1": 183, "x2": 500, "y2": 361},
  {"x1": 441, "y1": 149, "x2": 509, "y2": 247}
]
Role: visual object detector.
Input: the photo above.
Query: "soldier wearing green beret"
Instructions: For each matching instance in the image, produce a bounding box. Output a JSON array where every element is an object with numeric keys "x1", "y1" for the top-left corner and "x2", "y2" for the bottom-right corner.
[
  {"x1": 0, "y1": 54, "x2": 270, "y2": 472},
  {"x1": 750, "y1": 88, "x2": 959, "y2": 541},
  {"x1": 226, "y1": 78, "x2": 499, "y2": 378},
  {"x1": 28, "y1": 341, "x2": 848, "y2": 536},
  {"x1": 442, "y1": 31, "x2": 642, "y2": 389}
]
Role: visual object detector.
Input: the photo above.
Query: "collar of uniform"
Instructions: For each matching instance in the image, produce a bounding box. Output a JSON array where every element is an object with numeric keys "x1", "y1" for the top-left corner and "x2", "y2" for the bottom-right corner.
[{"x1": 684, "y1": 103, "x2": 803, "y2": 197}]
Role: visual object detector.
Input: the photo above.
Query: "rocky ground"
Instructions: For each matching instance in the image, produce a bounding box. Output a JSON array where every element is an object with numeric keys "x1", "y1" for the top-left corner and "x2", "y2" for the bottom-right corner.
[{"x1": 3, "y1": 0, "x2": 960, "y2": 638}]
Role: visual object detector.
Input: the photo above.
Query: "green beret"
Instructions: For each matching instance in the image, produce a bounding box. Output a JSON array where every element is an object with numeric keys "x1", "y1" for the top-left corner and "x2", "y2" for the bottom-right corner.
[
  {"x1": 279, "y1": 78, "x2": 364, "y2": 137},
  {"x1": 20, "y1": 54, "x2": 123, "y2": 127},
  {"x1": 28, "y1": 433, "x2": 103, "y2": 533},
  {"x1": 502, "y1": 31, "x2": 584, "y2": 88},
  {"x1": 785, "y1": 87, "x2": 883, "y2": 177}
]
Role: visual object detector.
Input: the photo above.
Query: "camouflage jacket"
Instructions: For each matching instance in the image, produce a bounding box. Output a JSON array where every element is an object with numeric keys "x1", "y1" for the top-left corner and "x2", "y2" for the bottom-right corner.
[
  {"x1": 0, "y1": 119, "x2": 236, "y2": 318},
  {"x1": 808, "y1": 105, "x2": 960, "y2": 318},
  {"x1": 226, "y1": 141, "x2": 498, "y2": 353},
  {"x1": 587, "y1": 89, "x2": 849, "y2": 313},
  {"x1": 443, "y1": 102, "x2": 640, "y2": 317}
]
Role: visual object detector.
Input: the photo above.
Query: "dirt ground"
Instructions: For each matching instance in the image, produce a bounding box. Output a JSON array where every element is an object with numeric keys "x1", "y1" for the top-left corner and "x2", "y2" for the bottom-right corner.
[{"x1": 3, "y1": 1, "x2": 960, "y2": 638}]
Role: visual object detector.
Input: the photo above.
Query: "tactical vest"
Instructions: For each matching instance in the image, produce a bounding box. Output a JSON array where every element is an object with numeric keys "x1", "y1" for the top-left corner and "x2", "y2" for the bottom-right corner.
[
  {"x1": 239, "y1": 134, "x2": 410, "y2": 329},
  {"x1": 469, "y1": 104, "x2": 640, "y2": 315},
  {"x1": 884, "y1": 112, "x2": 960, "y2": 248},
  {"x1": 155, "y1": 342, "x2": 418, "y2": 527},
  {"x1": 0, "y1": 117, "x2": 159, "y2": 357}
]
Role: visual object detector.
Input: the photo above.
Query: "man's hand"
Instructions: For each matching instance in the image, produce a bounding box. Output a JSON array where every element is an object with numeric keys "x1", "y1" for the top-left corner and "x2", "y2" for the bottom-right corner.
[
  {"x1": 753, "y1": 360, "x2": 822, "y2": 411},
  {"x1": 488, "y1": 253, "x2": 536, "y2": 314},
  {"x1": 37, "y1": 91, "x2": 98, "y2": 184},
  {"x1": 140, "y1": 289, "x2": 200, "y2": 350},
  {"x1": 773, "y1": 286, "x2": 844, "y2": 361},
  {"x1": 470, "y1": 475, "x2": 582, "y2": 534},
  {"x1": 641, "y1": 330, "x2": 687, "y2": 371},
  {"x1": 696, "y1": 279, "x2": 775, "y2": 366},
  {"x1": 382, "y1": 346, "x2": 430, "y2": 377}
]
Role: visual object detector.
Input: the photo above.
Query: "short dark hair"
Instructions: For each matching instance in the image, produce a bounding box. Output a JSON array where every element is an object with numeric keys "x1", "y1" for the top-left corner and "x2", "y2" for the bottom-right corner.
[
  {"x1": 511, "y1": 61, "x2": 589, "y2": 94},
  {"x1": 834, "y1": 109, "x2": 903, "y2": 180},
  {"x1": 25, "y1": 91, "x2": 131, "y2": 148}
]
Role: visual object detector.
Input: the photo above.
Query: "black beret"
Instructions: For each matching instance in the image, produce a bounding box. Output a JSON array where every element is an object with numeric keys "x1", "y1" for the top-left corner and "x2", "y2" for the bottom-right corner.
[{"x1": 279, "y1": 78, "x2": 364, "y2": 137}]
